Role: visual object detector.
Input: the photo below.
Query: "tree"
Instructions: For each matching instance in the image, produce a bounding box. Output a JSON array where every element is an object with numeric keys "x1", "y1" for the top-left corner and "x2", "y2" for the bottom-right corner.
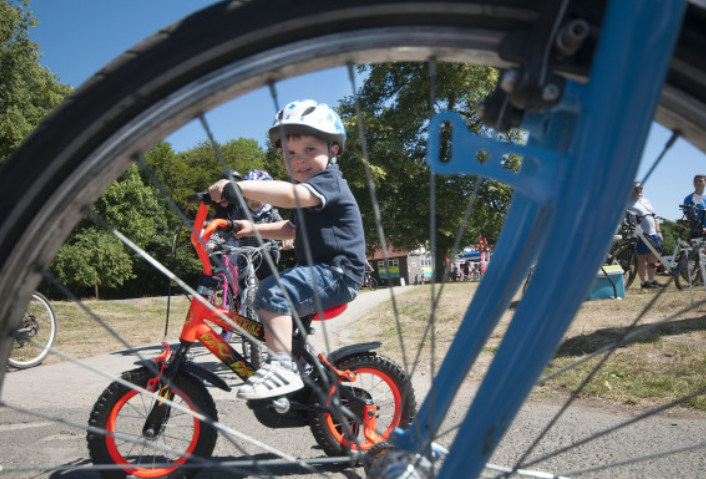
[
  {"x1": 338, "y1": 63, "x2": 520, "y2": 276},
  {"x1": 660, "y1": 218, "x2": 687, "y2": 255},
  {"x1": 48, "y1": 165, "x2": 162, "y2": 298},
  {"x1": 0, "y1": 0, "x2": 71, "y2": 165},
  {"x1": 122, "y1": 138, "x2": 271, "y2": 298}
]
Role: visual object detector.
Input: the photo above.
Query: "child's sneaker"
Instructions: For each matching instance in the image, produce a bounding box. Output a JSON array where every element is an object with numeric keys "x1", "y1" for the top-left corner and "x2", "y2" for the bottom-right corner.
[
  {"x1": 650, "y1": 280, "x2": 663, "y2": 288},
  {"x1": 236, "y1": 361, "x2": 304, "y2": 400},
  {"x1": 641, "y1": 281, "x2": 653, "y2": 289}
]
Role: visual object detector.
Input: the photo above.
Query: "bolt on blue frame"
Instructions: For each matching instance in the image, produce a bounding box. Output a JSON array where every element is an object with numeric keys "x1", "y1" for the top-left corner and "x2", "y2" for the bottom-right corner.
[{"x1": 388, "y1": 0, "x2": 688, "y2": 477}]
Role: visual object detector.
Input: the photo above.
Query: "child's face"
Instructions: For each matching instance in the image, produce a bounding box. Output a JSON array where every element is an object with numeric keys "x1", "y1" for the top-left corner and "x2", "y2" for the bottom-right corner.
[
  {"x1": 246, "y1": 198, "x2": 263, "y2": 212},
  {"x1": 283, "y1": 134, "x2": 337, "y2": 182}
]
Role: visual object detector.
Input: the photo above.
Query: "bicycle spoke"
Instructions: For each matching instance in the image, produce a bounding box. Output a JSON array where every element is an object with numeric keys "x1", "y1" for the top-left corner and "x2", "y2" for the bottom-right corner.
[{"x1": 1, "y1": 1, "x2": 705, "y2": 478}]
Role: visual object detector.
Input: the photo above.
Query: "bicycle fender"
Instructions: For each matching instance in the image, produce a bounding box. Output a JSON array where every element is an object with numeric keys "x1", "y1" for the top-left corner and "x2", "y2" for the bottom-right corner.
[
  {"x1": 133, "y1": 359, "x2": 231, "y2": 392},
  {"x1": 183, "y1": 362, "x2": 232, "y2": 392},
  {"x1": 328, "y1": 342, "x2": 382, "y2": 363}
]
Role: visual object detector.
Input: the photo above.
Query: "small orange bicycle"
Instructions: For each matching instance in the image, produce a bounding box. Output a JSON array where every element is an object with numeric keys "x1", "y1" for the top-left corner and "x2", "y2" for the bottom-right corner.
[{"x1": 86, "y1": 195, "x2": 415, "y2": 479}]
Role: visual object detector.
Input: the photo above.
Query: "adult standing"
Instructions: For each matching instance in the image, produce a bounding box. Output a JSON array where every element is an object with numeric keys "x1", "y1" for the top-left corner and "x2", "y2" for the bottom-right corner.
[{"x1": 627, "y1": 181, "x2": 663, "y2": 289}]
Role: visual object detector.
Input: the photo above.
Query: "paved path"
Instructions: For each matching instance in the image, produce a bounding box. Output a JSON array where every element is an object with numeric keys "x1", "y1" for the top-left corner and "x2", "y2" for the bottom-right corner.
[
  {"x1": 0, "y1": 286, "x2": 418, "y2": 478},
  {"x1": 2, "y1": 285, "x2": 706, "y2": 478}
]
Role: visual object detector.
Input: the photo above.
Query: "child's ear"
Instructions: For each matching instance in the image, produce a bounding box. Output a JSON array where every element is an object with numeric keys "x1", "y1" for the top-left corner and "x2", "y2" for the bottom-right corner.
[{"x1": 331, "y1": 143, "x2": 340, "y2": 156}]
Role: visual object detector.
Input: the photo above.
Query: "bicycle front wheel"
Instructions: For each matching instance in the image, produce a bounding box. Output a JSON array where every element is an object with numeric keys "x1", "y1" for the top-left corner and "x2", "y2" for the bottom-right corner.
[
  {"x1": 87, "y1": 368, "x2": 218, "y2": 479},
  {"x1": 7, "y1": 292, "x2": 57, "y2": 369}
]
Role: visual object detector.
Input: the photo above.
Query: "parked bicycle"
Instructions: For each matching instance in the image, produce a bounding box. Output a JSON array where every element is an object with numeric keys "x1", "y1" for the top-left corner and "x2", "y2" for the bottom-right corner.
[
  {"x1": 609, "y1": 205, "x2": 706, "y2": 291},
  {"x1": 207, "y1": 240, "x2": 280, "y2": 368},
  {"x1": 8, "y1": 292, "x2": 57, "y2": 369},
  {"x1": 670, "y1": 204, "x2": 706, "y2": 291},
  {"x1": 85, "y1": 195, "x2": 416, "y2": 478}
]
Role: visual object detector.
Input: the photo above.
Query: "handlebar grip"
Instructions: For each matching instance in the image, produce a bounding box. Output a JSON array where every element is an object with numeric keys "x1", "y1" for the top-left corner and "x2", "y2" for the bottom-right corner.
[
  {"x1": 186, "y1": 192, "x2": 214, "y2": 205},
  {"x1": 221, "y1": 220, "x2": 240, "y2": 233}
]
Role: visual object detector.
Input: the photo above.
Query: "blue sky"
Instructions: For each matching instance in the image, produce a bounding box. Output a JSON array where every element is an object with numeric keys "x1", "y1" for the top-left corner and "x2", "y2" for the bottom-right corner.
[{"x1": 28, "y1": 0, "x2": 705, "y2": 221}]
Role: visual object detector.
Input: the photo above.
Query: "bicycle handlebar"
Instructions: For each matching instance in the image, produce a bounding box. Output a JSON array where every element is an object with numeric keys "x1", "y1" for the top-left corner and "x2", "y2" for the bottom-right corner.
[
  {"x1": 186, "y1": 192, "x2": 213, "y2": 205},
  {"x1": 214, "y1": 241, "x2": 281, "y2": 257},
  {"x1": 190, "y1": 194, "x2": 242, "y2": 275}
]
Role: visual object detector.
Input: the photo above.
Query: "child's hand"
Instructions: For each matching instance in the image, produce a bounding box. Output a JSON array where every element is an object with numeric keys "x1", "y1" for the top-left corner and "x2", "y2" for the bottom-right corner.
[
  {"x1": 233, "y1": 220, "x2": 253, "y2": 238},
  {"x1": 281, "y1": 239, "x2": 294, "y2": 250}
]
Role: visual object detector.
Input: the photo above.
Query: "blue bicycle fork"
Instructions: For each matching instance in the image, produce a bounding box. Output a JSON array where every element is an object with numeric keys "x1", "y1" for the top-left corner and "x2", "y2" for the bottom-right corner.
[{"x1": 389, "y1": 1, "x2": 688, "y2": 477}]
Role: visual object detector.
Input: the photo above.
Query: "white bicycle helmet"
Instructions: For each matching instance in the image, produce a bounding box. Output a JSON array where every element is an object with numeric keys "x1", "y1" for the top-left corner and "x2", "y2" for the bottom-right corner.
[{"x1": 268, "y1": 99, "x2": 346, "y2": 155}]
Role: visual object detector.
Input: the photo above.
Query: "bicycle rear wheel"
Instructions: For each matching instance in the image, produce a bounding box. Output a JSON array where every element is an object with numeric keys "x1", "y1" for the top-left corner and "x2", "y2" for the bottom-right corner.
[
  {"x1": 308, "y1": 352, "x2": 415, "y2": 456},
  {"x1": 7, "y1": 292, "x2": 57, "y2": 369},
  {"x1": 675, "y1": 248, "x2": 704, "y2": 290},
  {"x1": 0, "y1": 1, "x2": 705, "y2": 478}
]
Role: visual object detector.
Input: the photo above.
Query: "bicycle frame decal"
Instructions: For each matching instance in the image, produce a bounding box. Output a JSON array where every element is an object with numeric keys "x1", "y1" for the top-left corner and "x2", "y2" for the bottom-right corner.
[
  {"x1": 233, "y1": 315, "x2": 265, "y2": 339},
  {"x1": 179, "y1": 298, "x2": 257, "y2": 380},
  {"x1": 199, "y1": 329, "x2": 254, "y2": 379}
]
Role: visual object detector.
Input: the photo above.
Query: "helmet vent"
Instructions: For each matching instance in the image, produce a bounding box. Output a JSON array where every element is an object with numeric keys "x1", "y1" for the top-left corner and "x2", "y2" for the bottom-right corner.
[{"x1": 301, "y1": 106, "x2": 316, "y2": 116}]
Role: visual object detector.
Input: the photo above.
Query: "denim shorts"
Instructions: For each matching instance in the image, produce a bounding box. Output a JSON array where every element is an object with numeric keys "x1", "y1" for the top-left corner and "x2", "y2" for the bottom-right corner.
[{"x1": 253, "y1": 264, "x2": 359, "y2": 316}]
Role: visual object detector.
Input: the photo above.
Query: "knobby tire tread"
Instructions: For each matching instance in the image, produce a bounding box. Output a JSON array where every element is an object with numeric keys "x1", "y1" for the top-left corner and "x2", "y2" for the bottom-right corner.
[
  {"x1": 86, "y1": 367, "x2": 218, "y2": 479},
  {"x1": 308, "y1": 352, "x2": 416, "y2": 457}
]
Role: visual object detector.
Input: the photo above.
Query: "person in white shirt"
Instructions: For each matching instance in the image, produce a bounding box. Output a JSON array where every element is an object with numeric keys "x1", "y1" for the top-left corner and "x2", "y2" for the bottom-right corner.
[{"x1": 627, "y1": 181, "x2": 663, "y2": 289}]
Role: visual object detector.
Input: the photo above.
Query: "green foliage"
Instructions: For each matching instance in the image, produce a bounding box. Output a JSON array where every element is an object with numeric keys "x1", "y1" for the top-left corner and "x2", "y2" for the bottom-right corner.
[
  {"x1": 0, "y1": 0, "x2": 72, "y2": 165},
  {"x1": 338, "y1": 62, "x2": 518, "y2": 266},
  {"x1": 50, "y1": 229, "x2": 134, "y2": 295},
  {"x1": 46, "y1": 138, "x2": 270, "y2": 299},
  {"x1": 48, "y1": 166, "x2": 162, "y2": 298},
  {"x1": 659, "y1": 219, "x2": 685, "y2": 255}
]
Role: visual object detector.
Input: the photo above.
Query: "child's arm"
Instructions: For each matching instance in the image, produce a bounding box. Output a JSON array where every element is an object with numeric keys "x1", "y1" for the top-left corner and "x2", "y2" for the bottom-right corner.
[
  {"x1": 234, "y1": 219, "x2": 295, "y2": 241},
  {"x1": 209, "y1": 179, "x2": 321, "y2": 209}
]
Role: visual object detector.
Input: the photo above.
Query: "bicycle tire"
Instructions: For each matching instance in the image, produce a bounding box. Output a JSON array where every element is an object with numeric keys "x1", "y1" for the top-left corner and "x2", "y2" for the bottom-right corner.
[
  {"x1": 308, "y1": 352, "x2": 415, "y2": 457},
  {"x1": 7, "y1": 292, "x2": 57, "y2": 369},
  {"x1": 675, "y1": 248, "x2": 704, "y2": 290},
  {"x1": 369, "y1": 277, "x2": 378, "y2": 291},
  {"x1": 0, "y1": 1, "x2": 703, "y2": 478},
  {"x1": 616, "y1": 246, "x2": 638, "y2": 290},
  {"x1": 87, "y1": 367, "x2": 218, "y2": 479}
]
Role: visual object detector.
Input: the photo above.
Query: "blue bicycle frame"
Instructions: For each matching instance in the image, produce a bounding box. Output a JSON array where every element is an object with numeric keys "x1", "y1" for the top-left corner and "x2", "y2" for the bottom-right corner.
[{"x1": 391, "y1": 0, "x2": 688, "y2": 477}]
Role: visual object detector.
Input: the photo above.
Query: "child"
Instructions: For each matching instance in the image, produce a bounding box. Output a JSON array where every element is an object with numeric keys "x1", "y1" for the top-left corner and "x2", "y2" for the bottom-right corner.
[
  {"x1": 208, "y1": 169, "x2": 283, "y2": 293},
  {"x1": 208, "y1": 100, "x2": 365, "y2": 399},
  {"x1": 231, "y1": 169, "x2": 283, "y2": 293}
]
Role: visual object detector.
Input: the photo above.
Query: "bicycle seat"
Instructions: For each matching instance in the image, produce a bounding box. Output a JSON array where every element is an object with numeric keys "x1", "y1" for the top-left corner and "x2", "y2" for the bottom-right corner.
[{"x1": 312, "y1": 304, "x2": 348, "y2": 321}]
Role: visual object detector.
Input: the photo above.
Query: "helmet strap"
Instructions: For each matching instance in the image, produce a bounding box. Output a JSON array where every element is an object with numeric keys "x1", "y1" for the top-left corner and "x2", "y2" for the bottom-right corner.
[{"x1": 327, "y1": 143, "x2": 338, "y2": 165}]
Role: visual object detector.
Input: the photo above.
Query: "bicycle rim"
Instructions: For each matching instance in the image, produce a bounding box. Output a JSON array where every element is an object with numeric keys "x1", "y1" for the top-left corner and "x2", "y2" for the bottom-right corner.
[
  {"x1": 7, "y1": 292, "x2": 57, "y2": 369},
  {"x1": 1, "y1": 1, "x2": 706, "y2": 478}
]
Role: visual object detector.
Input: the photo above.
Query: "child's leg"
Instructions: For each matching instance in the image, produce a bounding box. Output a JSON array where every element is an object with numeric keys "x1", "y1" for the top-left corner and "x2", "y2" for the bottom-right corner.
[
  {"x1": 236, "y1": 309, "x2": 303, "y2": 400},
  {"x1": 259, "y1": 309, "x2": 292, "y2": 353}
]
